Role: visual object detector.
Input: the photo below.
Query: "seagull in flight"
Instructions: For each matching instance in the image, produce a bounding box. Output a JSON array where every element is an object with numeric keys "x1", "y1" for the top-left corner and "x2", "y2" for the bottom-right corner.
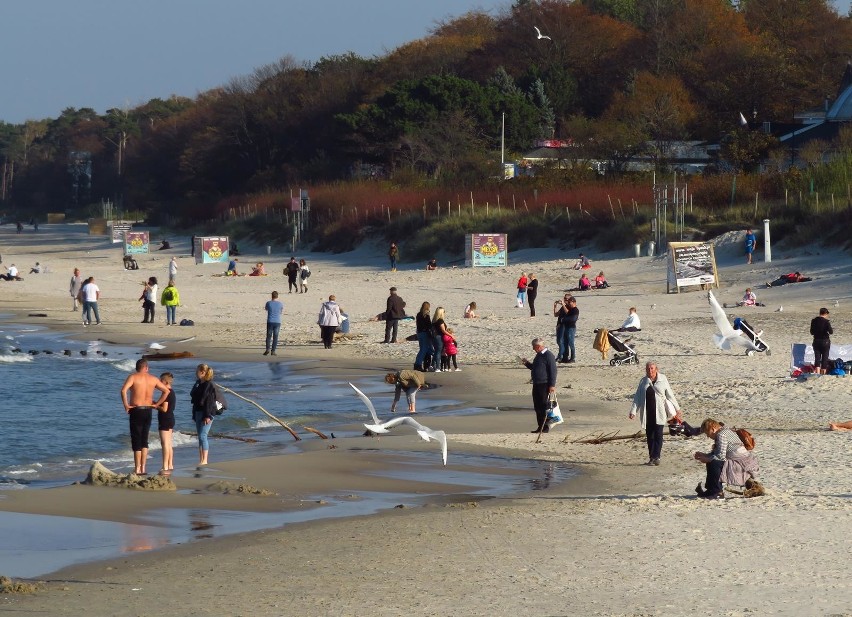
[
  {"x1": 534, "y1": 26, "x2": 551, "y2": 41},
  {"x1": 707, "y1": 291, "x2": 765, "y2": 355},
  {"x1": 349, "y1": 382, "x2": 448, "y2": 465}
]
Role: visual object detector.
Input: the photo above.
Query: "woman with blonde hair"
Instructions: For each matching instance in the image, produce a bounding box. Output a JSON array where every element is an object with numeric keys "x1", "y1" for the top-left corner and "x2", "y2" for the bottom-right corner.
[
  {"x1": 693, "y1": 418, "x2": 759, "y2": 499},
  {"x1": 189, "y1": 363, "x2": 217, "y2": 465},
  {"x1": 430, "y1": 306, "x2": 450, "y2": 372}
]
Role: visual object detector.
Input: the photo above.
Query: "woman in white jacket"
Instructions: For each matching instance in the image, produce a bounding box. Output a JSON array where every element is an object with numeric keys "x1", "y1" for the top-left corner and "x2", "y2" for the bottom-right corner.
[
  {"x1": 317, "y1": 295, "x2": 342, "y2": 349},
  {"x1": 629, "y1": 361, "x2": 680, "y2": 466}
]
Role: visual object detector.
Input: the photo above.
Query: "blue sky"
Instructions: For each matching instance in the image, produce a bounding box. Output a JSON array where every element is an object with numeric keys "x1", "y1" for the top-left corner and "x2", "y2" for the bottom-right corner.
[
  {"x1": 0, "y1": 0, "x2": 507, "y2": 124},
  {"x1": 1, "y1": 0, "x2": 849, "y2": 125}
]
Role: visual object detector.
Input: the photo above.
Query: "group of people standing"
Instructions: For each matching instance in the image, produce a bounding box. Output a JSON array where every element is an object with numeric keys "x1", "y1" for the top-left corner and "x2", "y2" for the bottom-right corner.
[
  {"x1": 515, "y1": 272, "x2": 539, "y2": 316},
  {"x1": 69, "y1": 268, "x2": 102, "y2": 325},
  {"x1": 120, "y1": 359, "x2": 221, "y2": 475},
  {"x1": 413, "y1": 299, "x2": 460, "y2": 372}
]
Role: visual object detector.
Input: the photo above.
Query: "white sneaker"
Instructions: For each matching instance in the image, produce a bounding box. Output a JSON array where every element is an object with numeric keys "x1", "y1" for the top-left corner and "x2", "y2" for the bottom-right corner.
[
  {"x1": 454, "y1": 368, "x2": 461, "y2": 372},
  {"x1": 435, "y1": 368, "x2": 442, "y2": 372}
]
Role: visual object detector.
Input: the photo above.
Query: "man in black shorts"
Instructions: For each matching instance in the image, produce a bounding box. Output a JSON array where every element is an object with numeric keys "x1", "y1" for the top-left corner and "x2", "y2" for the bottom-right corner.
[{"x1": 120, "y1": 359, "x2": 171, "y2": 475}]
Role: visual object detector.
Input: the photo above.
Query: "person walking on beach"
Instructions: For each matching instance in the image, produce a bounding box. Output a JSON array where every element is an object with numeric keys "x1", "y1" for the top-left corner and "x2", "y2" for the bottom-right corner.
[
  {"x1": 190, "y1": 363, "x2": 217, "y2": 466},
  {"x1": 383, "y1": 287, "x2": 406, "y2": 344},
  {"x1": 629, "y1": 361, "x2": 681, "y2": 466},
  {"x1": 157, "y1": 372, "x2": 176, "y2": 475},
  {"x1": 161, "y1": 279, "x2": 180, "y2": 325},
  {"x1": 745, "y1": 228, "x2": 756, "y2": 264},
  {"x1": 140, "y1": 277, "x2": 158, "y2": 323},
  {"x1": 526, "y1": 273, "x2": 539, "y2": 317},
  {"x1": 168, "y1": 256, "x2": 178, "y2": 282},
  {"x1": 388, "y1": 242, "x2": 399, "y2": 271},
  {"x1": 264, "y1": 291, "x2": 284, "y2": 356},
  {"x1": 521, "y1": 337, "x2": 557, "y2": 433},
  {"x1": 810, "y1": 307, "x2": 833, "y2": 375},
  {"x1": 81, "y1": 276, "x2": 101, "y2": 325},
  {"x1": 299, "y1": 258, "x2": 310, "y2": 293},
  {"x1": 69, "y1": 267, "x2": 83, "y2": 312},
  {"x1": 120, "y1": 359, "x2": 171, "y2": 475},
  {"x1": 318, "y1": 294, "x2": 342, "y2": 349},
  {"x1": 386, "y1": 369, "x2": 425, "y2": 414},
  {"x1": 285, "y1": 257, "x2": 300, "y2": 293}
]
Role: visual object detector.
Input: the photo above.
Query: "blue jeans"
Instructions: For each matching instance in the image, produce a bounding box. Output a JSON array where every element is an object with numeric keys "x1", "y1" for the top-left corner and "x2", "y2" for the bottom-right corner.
[
  {"x1": 556, "y1": 324, "x2": 567, "y2": 360},
  {"x1": 83, "y1": 301, "x2": 100, "y2": 324},
  {"x1": 415, "y1": 331, "x2": 432, "y2": 368},
  {"x1": 431, "y1": 333, "x2": 444, "y2": 368},
  {"x1": 566, "y1": 327, "x2": 576, "y2": 361},
  {"x1": 517, "y1": 289, "x2": 526, "y2": 305},
  {"x1": 266, "y1": 322, "x2": 281, "y2": 352},
  {"x1": 195, "y1": 416, "x2": 212, "y2": 452},
  {"x1": 166, "y1": 305, "x2": 176, "y2": 324}
]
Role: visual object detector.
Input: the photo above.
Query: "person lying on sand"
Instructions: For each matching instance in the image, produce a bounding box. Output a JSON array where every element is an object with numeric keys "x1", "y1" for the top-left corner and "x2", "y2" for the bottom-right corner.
[
  {"x1": 766, "y1": 272, "x2": 811, "y2": 287},
  {"x1": 829, "y1": 421, "x2": 852, "y2": 431}
]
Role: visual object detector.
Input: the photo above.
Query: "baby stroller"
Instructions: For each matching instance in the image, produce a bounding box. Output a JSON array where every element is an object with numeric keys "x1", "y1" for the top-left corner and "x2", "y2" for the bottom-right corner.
[
  {"x1": 733, "y1": 317, "x2": 770, "y2": 356},
  {"x1": 606, "y1": 330, "x2": 639, "y2": 366}
]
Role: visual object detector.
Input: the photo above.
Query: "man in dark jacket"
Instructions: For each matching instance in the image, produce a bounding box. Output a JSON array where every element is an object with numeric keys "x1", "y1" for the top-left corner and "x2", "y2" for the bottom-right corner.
[
  {"x1": 285, "y1": 257, "x2": 300, "y2": 293},
  {"x1": 522, "y1": 337, "x2": 558, "y2": 433},
  {"x1": 383, "y1": 287, "x2": 406, "y2": 343},
  {"x1": 810, "y1": 307, "x2": 833, "y2": 375}
]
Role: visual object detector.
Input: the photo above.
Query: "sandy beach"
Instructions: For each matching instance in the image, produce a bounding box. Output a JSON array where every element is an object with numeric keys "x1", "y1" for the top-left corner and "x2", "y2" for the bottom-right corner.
[{"x1": 1, "y1": 223, "x2": 851, "y2": 616}]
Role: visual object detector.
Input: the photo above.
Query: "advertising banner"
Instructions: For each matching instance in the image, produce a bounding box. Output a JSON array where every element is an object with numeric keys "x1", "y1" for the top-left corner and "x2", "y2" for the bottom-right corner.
[
  {"x1": 667, "y1": 242, "x2": 718, "y2": 292},
  {"x1": 197, "y1": 236, "x2": 230, "y2": 264},
  {"x1": 123, "y1": 231, "x2": 149, "y2": 255},
  {"x1": 466, "y1": 233, "x2": 507, "y2": 267},
  {"x1": 112, "y1": 223, "x2": 132, "y2": 243}
]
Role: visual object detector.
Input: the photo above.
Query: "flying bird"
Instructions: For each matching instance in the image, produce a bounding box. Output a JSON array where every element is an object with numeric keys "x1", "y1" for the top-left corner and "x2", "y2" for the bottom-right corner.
[
  {"x1": 534, "y1": 26, "x2": 551, "y2": 40},
  {"x1": 349, "y1": 382, "x2": 448, "y2": 465},
  {"x1": 739, "y1": 112, "x2": 748, "y2": 126},
  {"x1": 708, "y1": 291, "x2": 763, "y2": 355}
]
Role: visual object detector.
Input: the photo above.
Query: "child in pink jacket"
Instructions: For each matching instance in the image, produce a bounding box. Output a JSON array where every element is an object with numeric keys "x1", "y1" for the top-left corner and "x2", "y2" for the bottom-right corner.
[{"x1": 441, "y1": 328, "x2": 460, "y2": 371}]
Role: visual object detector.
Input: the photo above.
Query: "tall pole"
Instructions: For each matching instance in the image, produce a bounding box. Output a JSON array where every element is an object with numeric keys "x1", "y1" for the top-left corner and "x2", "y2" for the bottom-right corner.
[{"x1": 501, "y1": 112, "x2": 505, "y2": 166}]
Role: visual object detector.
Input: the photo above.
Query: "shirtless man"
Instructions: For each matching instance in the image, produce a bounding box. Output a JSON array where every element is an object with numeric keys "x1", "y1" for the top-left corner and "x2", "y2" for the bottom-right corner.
[{"x1": 120, "y1": 359, "x2": 171, "y2": 475}]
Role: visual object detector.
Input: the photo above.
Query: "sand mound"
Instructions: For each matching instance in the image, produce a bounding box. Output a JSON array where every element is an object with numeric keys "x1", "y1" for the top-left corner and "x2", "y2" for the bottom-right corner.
[
  {"x1": 83, "y1": 461, "x2": 176, "y2": 491},
  {"x1": 0, "y1": 576, "x2": 41, "y2": 594},
  {"x1": 206, "y1": 481, "x2": 277, "y2": 496}
]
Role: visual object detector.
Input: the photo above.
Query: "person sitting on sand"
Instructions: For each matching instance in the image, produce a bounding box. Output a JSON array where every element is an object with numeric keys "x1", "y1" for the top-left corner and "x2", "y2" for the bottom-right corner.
[
  {"x1": 572, "y1": 253, "x2": 591, "y2": 270},
  {"x1": 578, "y1": 273, "x2": 591, "y2": 291},
  {"x1": 464, "y1": 302, "x2": 478, "y2": 318},
  {"x1": 1, "y1": 264, "x2": 21, "y2": 281},
  {"x1": 29, "y1": 262, "x2": 43, "y2": 274},
  {"x1": 249, "y1": 262, "x2": 266, "y2": 276},
  {"x1": 226, "y1": 258, "x2": 239, "y2": 276},
  {"x1": 426, "y1": 258, "x2": 438, "y2": 271},
  {"x1": 737, "y1": 288, "x2": 756, "y2": 307},
  {"x1": 158, "y1": 239, "x2": 171, "y2": 250},
  {"x1": 594, "y1": 271, "x2": 609, "y2": 289},
  {"x1": 829, "y1": 420, "x2": 852, "y2": 431},
  {"x1": 766, "y1": 272, "x2": 811, "y2": 287},
  {"x1": 123, "y1": 255, "x2": 139, "y2": 270},
  {"x1": 385, "y1": 370, "x2": 426, "y2": 414},
  {"x1": 615, "y1": 307, "x2": 641, "y2": 332},
  {"x1": 693, "y1": 418, "x2": 759, "y2": 499}
]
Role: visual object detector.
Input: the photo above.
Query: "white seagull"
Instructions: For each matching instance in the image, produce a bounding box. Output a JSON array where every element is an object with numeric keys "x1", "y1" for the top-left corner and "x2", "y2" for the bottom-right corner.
[
  {"x1": 349, "y1": 382, "x2": 448, "y2": 465},
  {"x1": 707, "y1": 291, "x2": 762, "y2": 355},
  {"x1": 148, "y1": 342, "x2": 167, "y2": 350},
  {"x1": 534, "y1": 26, "x2": 551, "y2": 41}
]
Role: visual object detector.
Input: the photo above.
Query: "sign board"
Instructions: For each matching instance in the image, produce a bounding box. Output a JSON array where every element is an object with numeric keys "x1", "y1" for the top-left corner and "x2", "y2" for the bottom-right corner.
[
  {"x1": 790, "y1": 343, "x2": 852, "y2": 374},
  {"x1": 124, "y1": 231, "x2": 149, "y2": 255},
  {"x1": 465, "y1": 233, "x2": 508, "y2": 267},
  {"x1": 88, "y1": 218, "x2": 109, "y2": 236},
  {"x1": 195, "y1": 236, "x2": 230, "y2": 264},
  {"x1": 666, "y1": 242, "x2": 718, "y2": 292},
  {"x1": 112, "y1": 223, "x2": 132, "y2": 243}
]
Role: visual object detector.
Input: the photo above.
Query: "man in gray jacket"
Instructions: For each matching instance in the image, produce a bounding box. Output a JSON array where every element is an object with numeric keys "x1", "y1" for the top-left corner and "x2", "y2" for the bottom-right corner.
[{"x1": 522, "y1": 338, "x2": 557, "y2": 433}]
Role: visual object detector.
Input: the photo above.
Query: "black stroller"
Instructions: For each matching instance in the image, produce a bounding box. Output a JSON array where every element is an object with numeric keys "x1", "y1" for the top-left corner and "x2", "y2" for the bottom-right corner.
[
  {"x1": 733, "y1": 317, "x2": 770, "y2": 356},
  {"x1": 594, "y1": 329, "x2": 639, "y2": 366}
]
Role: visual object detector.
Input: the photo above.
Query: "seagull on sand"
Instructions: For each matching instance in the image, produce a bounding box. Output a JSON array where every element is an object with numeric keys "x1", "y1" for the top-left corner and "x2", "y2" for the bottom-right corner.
[
  {"x1": 534, "y1": 26, "x2": 551, "y2": 40},
  {"x1": 349, "y1": 383, "x2": 448, "y2": 465}
]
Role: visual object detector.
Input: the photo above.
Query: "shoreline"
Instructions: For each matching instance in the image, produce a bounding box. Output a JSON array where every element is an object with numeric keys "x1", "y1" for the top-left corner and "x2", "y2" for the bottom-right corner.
[{"x1": 3, "y1": 224, "x2": 852, "y2": 615}]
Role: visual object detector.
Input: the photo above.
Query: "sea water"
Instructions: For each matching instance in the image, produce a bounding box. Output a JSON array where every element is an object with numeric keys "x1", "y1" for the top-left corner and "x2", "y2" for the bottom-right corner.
[{"x1": 0, "y1": 319, "x2": 437, "y2": 487}]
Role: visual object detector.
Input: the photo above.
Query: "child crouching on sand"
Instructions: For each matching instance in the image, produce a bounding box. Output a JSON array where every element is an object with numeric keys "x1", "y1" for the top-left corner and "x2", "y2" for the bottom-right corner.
[{"x1": 441, "y1": 328, "x2": 460, "y2": 371}]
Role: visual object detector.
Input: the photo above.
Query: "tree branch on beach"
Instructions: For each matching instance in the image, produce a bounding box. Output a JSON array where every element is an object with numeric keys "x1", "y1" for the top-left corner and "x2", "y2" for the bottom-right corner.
[
  {"x1": 568, "y1": 430, "x2": 644, "y2": 444},
  {"x1": 216, "y1": 385, "x2": 302, "y2": 441}
]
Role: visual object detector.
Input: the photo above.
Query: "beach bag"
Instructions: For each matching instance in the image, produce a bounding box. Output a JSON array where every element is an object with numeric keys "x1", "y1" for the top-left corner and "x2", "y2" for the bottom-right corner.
[
  {"x1": 179, "y1": 318, "x2": 194, "y2": 326},
  {"x1": 163, "y1": 288, "x2": 175, "y2": 303},
  {"x1": 301, "y1": 268, "x2": 311, "y2": 279},
  {"x1": 735, "y1": 428, "x2": 755, "y2": 450},
  {"x1": 546, "y1": 393, "x2": 563, "y2": 426},
  {"x1": 213, "y1": 384, "x2": 228, "y2": 415}
]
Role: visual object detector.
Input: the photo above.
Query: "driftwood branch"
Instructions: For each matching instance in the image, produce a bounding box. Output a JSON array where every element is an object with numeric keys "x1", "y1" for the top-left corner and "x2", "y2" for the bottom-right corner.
[
  {"x1": 571, "y1": 430, "x2": 644, "y2": 444},
  {"x1": 302, "y1": 426, "x2": 329, "y2": 439},
  {"x1": 217, "y1": 385, "x2": 301, "y2": 441},
  {"x1": 178, "y1": 431, "x2": 259, "y2": 443}
]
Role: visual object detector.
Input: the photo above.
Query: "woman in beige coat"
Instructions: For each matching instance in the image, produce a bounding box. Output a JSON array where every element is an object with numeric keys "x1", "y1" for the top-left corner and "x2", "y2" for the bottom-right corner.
[{"x1": 629, "y1": 361, "x2": 681, "y2": 466}]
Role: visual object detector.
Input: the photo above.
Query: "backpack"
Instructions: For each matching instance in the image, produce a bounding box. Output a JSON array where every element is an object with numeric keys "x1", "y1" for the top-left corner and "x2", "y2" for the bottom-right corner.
[
  {"x1": 735, "y1": 428, "x2": 755, "y2": 450},
  {"x1": 163, "y1": 288, "x2": 175, "y2": 303},
  {"x1": 213, "y1": 383, "x2": 228, "y2": 415},
  {"x1": 301, "y1": 268, "x2": 311, "y2": 279}
]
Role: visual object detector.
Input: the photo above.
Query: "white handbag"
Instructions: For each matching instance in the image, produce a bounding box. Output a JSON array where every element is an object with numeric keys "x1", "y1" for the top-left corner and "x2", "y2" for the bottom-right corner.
[{"x1": 547, "y1": 393, "x2": 564, "y2": 426}]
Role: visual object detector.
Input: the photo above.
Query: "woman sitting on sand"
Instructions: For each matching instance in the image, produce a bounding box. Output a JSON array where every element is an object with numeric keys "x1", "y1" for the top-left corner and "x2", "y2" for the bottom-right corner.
[
  {"x1": 578, "y1": 273, "x2": 591, "y2": 291},
  {"x1": 464, "y1": 302, "x2": 477, "y2": 318},
  {"x1": 693, "y1": 418, "x2": 759, "y2": 499},
  {"x1": 249, "y1": 262, "x2": 267, "y2": 276},
  {"x1": 594, "y1": 271, "x2": 608, "y2": 289}
]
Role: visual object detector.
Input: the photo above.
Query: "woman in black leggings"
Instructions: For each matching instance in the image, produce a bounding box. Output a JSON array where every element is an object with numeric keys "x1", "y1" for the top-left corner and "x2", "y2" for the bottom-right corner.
[{"x1": 810, "y1": 307, "x2": 833, "y2": 375}]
